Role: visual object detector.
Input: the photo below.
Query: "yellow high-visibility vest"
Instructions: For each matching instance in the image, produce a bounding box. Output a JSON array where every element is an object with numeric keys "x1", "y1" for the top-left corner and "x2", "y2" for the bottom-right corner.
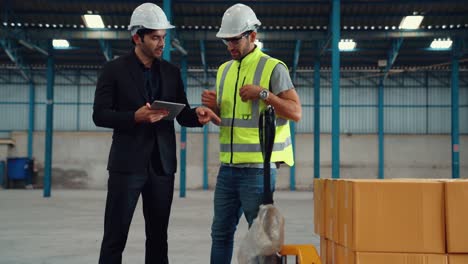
[{"x1": 216, "y1": 47, "x2": 294, "y2": 166}]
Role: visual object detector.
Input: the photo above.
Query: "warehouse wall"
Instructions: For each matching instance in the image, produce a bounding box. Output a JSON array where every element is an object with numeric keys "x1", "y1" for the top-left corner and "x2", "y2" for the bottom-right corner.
[
  {"x1": 1, "y1": 69, "x2": 467, "y2": 135},
  {"x1": 6, "y1": 131, "x2": 467, "y2": 190}
]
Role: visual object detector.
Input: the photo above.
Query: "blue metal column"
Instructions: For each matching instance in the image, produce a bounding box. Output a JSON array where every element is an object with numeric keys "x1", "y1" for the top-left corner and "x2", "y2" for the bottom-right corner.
[
  {"x1": 27, "y1": 80, "x2": 35, "y2": 159},
  {"x1": 377, "y1": 79, "x2": 384, "y2": 179},
  {"x1": 314, "y1": 59, "x2": 321, "y2": 178},
  {"x1": 289, "y1": 40, "x2": 301, "y2": 190},
  {"x1": 179, "y1": 55, "x2": 188, "y2": 197},
  {"x1": 200, "y1": 40, "x2": 209, "y2": 190},
  {"x1": 162, "y1": 0, "x2": 172, "y2": 61},
  {"x1": 44, "y1": 46, "x2": 55, "y2": 198},
  {"x1": 451, "y1": 38, "x2": 461, "y2": 179},
  {"x1": 26, "y1": 80, "x2": 35, "y2": 186},
  {"x1": 203, "y1": 125, "x2": 209, "y2": 190},
  {"x1": 331, "y1": 0, "x2": 341, "y2": 179}
]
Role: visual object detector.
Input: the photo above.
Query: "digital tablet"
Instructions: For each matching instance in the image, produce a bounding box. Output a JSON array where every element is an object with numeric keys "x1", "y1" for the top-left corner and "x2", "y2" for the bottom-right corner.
[{"x1": 150, "y1": 100, "x2": 186, "y2": 120}]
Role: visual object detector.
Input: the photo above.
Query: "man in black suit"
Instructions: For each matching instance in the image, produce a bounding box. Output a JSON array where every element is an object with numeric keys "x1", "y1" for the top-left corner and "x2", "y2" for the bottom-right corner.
[{"x1": 93, "y1": 3, "x2": 220, "y2": 264}]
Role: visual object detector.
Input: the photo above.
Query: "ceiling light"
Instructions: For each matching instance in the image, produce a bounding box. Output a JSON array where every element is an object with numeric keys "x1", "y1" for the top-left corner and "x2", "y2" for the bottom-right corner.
[
  {"x1": 52, "y1": 39, "x2": 70, "y2": 49},
  {"x1": 430, "y1": 38, "x2": 452, "y2": 50},
  {"x1": 339, "y1": 39, "x2": 356, "y2": 51},
  {"x1": 82, "y1": 14, "x2": 105, "y2": 29},
  {"x1": 399, "y1": 15, "x2": 424, "y2": 29}
]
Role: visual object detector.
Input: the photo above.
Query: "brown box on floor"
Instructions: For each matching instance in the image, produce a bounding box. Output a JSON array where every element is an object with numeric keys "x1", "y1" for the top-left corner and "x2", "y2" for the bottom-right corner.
[
  {"x1": 448, "y1": 254, "x2": 468, "y2": 264},
  {"x1": 320, "y1": 236, "x2": 327, "y2": 264},
  {"x1": 338, "y1": 179, "x2": 446, "y2": 253},
  {"x1": 445, "y1": 180, "x2": 468, "y2": 253},
  {"x1": 334, "y1": 243, "x2": 447, "y2": 264},
  {"x1": 314, "y1": 178, "x2": 325, "y2": 236},
  {"x1": 325, "y1": 179, "x2": 339, "y2": 242}
]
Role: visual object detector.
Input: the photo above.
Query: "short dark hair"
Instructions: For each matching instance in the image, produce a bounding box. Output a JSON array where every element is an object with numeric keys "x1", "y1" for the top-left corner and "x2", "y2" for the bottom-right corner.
[{"x1": 131, "y1": 28, "x2": 155, "y2": 45}]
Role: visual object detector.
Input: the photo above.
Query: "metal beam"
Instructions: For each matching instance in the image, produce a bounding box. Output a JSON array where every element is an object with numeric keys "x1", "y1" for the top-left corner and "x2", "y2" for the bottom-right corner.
[
  {"x1": 0, "y1": 38, "x2": 32, "y2": 81},
  {"x1": 4, "y1": 28, "x2": 468, "y2": 41},
  {"x1": 451, "y1": 38, "x2": 461, "y2": 179},
  {"x1": 291, "y1": 40, "x2": 302, "y2": 82},
  {"x1": 18, "y1": 39, "x2": 49, "y2": 56},
  {"x1": 27, "y1": 80, "x2": 35, "y2": 160},
  {"x1": 200, "y1": 40, "x2": 208, "y2": 83},
  {"x1": 43, "y1": 44, "x2": 54, "y2": 198},
  {"x1": 200, "y1": 39, "x2": 209, "y2": 191},
  {"x1": 289, "y1": 40, "x2": 301, "y2": 191},
  {"x1": 162, "y1": 0, "x2": 172, "y2": 61},
  {"x1": 98, "y1": 39, "x2": 113, "y2": 61},
  {"x1": 171, "y1": 38, "x2": 188, "y2": 56},
  {"x1": 382, "y1": 38, "x2": 404, "y2": 81},
  {"x1": 331, "y1": 0, "x2": 341, "y2": 179}
]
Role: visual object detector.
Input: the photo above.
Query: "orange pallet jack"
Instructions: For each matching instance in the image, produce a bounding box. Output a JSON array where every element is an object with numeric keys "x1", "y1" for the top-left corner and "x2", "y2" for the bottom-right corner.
[
  {"x1": 279, "y1": 244, "x2": 322, "y2": 264},
  {"x1": 259, "y1": 106, "x2": 322, "y2": 264}
]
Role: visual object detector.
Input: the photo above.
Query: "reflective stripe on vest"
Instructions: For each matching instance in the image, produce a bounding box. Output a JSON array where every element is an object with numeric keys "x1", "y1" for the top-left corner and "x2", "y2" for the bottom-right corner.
[
  {"x1": 220, "y1": 136, "x2": 292, "y2": 152},
  {"x1": 217, "y1": 60, "x2": 233, "y2": 107}
]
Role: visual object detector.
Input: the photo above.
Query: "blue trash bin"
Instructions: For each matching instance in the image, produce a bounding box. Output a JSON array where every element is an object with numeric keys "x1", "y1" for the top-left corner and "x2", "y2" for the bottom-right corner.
[
  {"x1": 0, "y1": 160, "x2": 5, "y2": 188},
  {"x1": 7, "y1": 157, "x2": 31, "y2": 180}
]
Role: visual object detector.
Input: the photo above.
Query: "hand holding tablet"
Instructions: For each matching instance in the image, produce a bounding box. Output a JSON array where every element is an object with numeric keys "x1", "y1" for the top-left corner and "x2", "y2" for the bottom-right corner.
[{"x1": 150, "y1": 100, "x2": 186, "y2": 120}]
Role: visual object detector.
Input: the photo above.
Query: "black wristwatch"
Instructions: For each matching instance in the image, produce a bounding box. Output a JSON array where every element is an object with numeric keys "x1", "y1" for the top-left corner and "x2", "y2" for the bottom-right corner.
[{"x1": 259, "y1": 89, "x2": 269, "y2": 101}]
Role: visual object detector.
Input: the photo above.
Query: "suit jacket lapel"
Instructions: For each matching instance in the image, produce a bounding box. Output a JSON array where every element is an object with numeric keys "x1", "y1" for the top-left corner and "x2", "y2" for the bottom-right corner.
[{"x1": 126, "y1": 51, "x2": 149, "y2": 103}]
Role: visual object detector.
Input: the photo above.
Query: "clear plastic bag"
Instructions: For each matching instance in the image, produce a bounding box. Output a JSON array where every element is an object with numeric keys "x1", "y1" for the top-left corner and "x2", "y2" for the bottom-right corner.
[{"x1": 237, "y1": 204, "x2": 285, "y2": 264}]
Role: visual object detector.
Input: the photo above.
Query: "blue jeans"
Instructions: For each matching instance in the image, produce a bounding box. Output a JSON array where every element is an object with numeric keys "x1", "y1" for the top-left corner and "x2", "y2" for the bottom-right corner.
[{"x1": 210, "y1": 165, "x2": 277, "y2": 264}]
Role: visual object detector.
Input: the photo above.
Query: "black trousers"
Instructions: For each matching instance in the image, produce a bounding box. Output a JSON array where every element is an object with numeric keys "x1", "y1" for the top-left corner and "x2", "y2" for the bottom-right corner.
[{"x1": 99, "y1": 167, "x2": 174, "y2": 264}]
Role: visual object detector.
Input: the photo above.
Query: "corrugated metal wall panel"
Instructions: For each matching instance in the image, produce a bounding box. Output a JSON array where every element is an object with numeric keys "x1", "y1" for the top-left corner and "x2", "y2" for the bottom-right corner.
[
  {"x1": 428, "y1": 108, "x2": 451, "y2": 134},
  {"x1": 0, "y1": 104, "x2": 29, "y2": 130},
  {"x1": 54, "y1": 104, "x2": 78, "y2": 130},
  {"x1": 342, "y1": 106, "x2": 377, "y2": 133},
  {"x1": 0, "y1": 69, "x2": 466, "y2": 134},
  {"x1": 34, "y1": 105, "x2": 46, "y2": 131},
  {"x1": 0, "y1": 83, "x2": 29, "y2": 101},
  {"x1": 0, "y1": 83, "x2": 29, "y2": 130},
  {"x1": 461, "y1": 107, "x2": 468, "y2": 133},
  {"x1": 384, "y1": 87, "x2": 427, "y2": 105},
  {"x1": 385, "y1": 108, "x2": 427, "y2": 134}
]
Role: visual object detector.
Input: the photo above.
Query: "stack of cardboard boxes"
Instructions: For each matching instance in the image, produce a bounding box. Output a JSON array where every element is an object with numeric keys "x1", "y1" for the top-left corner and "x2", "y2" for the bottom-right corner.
[{"x1": 314, "y1": 178, "x2": 468, "y2": 264}]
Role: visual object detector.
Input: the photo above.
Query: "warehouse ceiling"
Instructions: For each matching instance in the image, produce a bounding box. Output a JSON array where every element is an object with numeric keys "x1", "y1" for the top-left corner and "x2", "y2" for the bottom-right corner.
[{"x1": 1, "y1": 0, "x2": 468, "y2": 71}]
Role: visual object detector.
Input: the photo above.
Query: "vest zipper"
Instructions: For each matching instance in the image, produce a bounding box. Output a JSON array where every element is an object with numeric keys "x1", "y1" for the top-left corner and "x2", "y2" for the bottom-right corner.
[{"x1": 230, "y1": 62, "x2": 245, "y2": 164}]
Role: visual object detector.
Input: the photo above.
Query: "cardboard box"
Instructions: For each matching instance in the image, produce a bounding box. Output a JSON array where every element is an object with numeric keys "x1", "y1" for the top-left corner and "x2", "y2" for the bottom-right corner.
[
  {"x1": 327, "y1": 239, "x2": 335, "y2": 264},
  {"x1": 445, "y1": 180, "x2": 468, "y2": 253},
  {"x1": 334, "y1": 244, "x2": 447, "y2": 264},
  {"x1": 339, "y1": 179, "x2": 445, "y2": 253},
  {"x1": 325, "y1": 179, "x2": 339, "y2": 241},
  {"x1": 448, "y1": 254, "x2": 468, "y2": 264},
  {"x1": 355, "y1": 252, "x2": 447, "y2": 264},
  {"x1": 320, "y1": 237, "x2": 327, "y2": 264},
  {"x1": 314, "y1": 178, "x2": 325, "y2": 236}
]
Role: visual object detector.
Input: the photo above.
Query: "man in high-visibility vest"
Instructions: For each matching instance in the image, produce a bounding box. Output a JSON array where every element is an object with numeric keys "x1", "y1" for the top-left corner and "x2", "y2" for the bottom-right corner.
[{"x1": 202, "y1": 3, "x2": 302, "y2": 263}]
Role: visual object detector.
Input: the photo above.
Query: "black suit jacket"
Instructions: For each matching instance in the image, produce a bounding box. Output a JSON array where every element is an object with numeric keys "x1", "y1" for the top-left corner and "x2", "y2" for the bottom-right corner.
[{"x1": 93, "y1": 51, "x2": 202, "y2": 175}]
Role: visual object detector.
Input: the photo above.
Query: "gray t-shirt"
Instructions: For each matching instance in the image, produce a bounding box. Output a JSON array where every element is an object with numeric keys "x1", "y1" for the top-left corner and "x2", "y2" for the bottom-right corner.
[
  {"x1": 270, "y1": 63, "x2": 294, "y2": 95},
  {"x1": 226, "y1": 63, "x2": 295, "y2": 168}
]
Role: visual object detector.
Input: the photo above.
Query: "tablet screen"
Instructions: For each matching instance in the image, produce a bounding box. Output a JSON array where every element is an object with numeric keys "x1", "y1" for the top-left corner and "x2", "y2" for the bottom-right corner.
[{"x1": 150, "y1": 100, "x2": 186, "y2": 120}]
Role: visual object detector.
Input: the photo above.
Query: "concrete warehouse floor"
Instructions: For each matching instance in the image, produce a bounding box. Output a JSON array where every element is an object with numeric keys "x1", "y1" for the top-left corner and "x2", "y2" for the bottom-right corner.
[{"x1": 0, "y1": 189, "x2": 320, "y2": 264}]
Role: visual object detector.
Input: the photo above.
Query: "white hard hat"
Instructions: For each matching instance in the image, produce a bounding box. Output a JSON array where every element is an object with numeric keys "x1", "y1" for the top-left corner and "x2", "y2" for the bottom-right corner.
[
  {"x1": 128, "y1": 3, "x2": 175, "y2": 35},
  {"x1": 216, "y1": 3, "x2": 261, "y2": 38}
]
